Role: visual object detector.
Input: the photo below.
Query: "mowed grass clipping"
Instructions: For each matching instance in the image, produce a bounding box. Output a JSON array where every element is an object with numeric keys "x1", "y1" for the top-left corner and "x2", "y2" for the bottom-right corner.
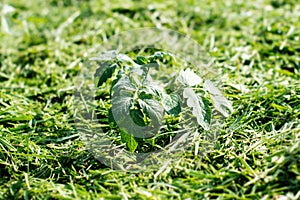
[{"x1": 0, "y1": 0, "x2": 299, "y2": 199}]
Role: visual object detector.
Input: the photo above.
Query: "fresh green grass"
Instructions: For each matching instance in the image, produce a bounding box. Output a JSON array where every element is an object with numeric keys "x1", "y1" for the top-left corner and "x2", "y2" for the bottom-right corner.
[{"x1": 0, "y1": 0, "x2": 299, "y2": 199}]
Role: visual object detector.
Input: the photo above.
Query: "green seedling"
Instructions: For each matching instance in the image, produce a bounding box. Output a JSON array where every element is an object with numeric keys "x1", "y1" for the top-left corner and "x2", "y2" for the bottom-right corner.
[{"x1": 94, "y1": 51, "x2": 232, "y2": 152}]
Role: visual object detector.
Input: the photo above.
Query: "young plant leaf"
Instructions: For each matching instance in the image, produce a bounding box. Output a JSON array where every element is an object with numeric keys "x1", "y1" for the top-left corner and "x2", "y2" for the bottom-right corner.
[
  {"x1": 148, "y1": 51, "x2": 174, "y2": 63},
  {"x1": 204, "y1": 80, "x2": 233, "y2": 117},
  {"x1": 111, "y1": 91, "x2": 134, "y2": 126},
  {"x1": 94, "y1": 62, "x2": 117, "y2": 87},
  {"x1": 130, "y1": 109, "x2": 146, "y2": 126},
  {"x1": 183, "y1": 88, "x2": 211, "y2": 130},
  {"x1": 162, "y1": 93, "x2": 181, "y2": 116},
  {"x1": 120, "y1": 130, "x2": 138, "y2": 153},
  {"x1": 111, "y1": 77, "x2": 135, "y2": 130},
  {"x1": 138, "y1": 98, "x2": 163, "y2": 127},
  {"x1": 136, "y1": 55, "x2": 148, "y2": 65},
  {"x1": 198, "y1": 95, "x2": 212, "y2": 125},
  {"x1": 145, "y1": 83, "x2": 164, "y2": 98},
  {"x1": 112, "y1": 76, "x2": 136, "y2": 95},
  {"x1": 138, "y1": 90, "x2": 153, "y2": 100},
  {"x1": 177, "y1": 68, "x2": 202, "y2": 87},
  {"x1": 111, "y1": 77, "x2": 154, "y2": 137}
]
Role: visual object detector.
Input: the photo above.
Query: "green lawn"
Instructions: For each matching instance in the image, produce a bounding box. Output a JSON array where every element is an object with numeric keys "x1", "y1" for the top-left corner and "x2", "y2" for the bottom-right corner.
[{"x1": 0, "y1": 0, "x2": 299, "y2": 199}]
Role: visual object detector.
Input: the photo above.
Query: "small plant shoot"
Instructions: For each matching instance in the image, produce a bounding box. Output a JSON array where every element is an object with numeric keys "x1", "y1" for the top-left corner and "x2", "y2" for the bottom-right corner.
[{"x1": 93, "y1": 51, "x2": 232, "y2": 153}]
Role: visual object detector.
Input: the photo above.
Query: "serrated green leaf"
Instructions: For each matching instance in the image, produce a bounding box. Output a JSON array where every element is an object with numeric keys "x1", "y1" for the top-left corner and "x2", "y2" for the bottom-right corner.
[
  {"x1": 198, "y1": 95, "x2": 212, "y2": 125},
  {"x1": 177, "y1": 68, "x2": 202, "y2": 87},
  {"x1": 204, "y1": 80, "x2": 233, "y2": 117},
  {"x1": 144, "y1": 83, "x2": 164, "y2": 98},
  {"x1": 111, "y1": 93, "x2": 133, "y2": 124},
  {"x1": 130, "y1": 109, "x2": 146, "y2": 126},
  {"x1": 111, "y1": 77, "x2": 135, "y2": 131},
  {"x1": 112, "y1": 76, "x2": 136, "y2": 95},
  {"x1": 136, "y1": 55, "x2": 148, "y2": 65},
  {"x1": 94, "y1": 62, "x2": 117, "y2": 87},
  {"x1": 138, "y1": 98, "x2": 163, "y2": 126},
  {"x1": 120, "y1": 130, "x2": 138, "y2": 153},
  {"x1": 162, "y1": 93, "x2": 181, "y2": 116},
  {"x1": 148, "y1": 51, "x2": 174, "y2": 62},
  {"x1": 112, "y1": 93, "x2": 146, "y2": 137},
  {"x1": 138, "y1": 90, "x2": 153, "y2": 100},
  {"x1": 183, "y1": 88, "x2": 211, "y2": 130},
  {"x1": 111, "y1": 77, "x2": 153, "y2": 138}
]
